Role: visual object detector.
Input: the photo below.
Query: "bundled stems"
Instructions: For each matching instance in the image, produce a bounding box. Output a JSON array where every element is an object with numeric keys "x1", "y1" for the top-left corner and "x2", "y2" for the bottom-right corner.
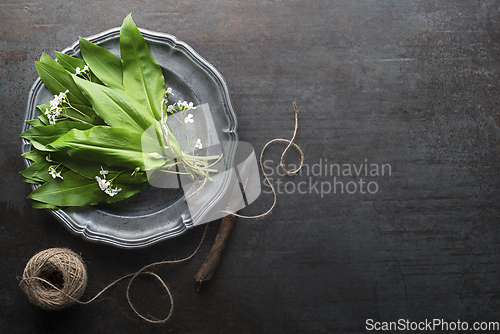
[{"x1": 159, "y1": 97, "x2": 222, "y2": 187}]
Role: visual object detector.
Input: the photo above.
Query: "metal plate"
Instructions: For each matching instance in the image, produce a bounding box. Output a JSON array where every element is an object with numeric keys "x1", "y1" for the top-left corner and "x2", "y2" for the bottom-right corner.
[{"x1": 21, "y1": 27, "x2": 238, "y2": 248}]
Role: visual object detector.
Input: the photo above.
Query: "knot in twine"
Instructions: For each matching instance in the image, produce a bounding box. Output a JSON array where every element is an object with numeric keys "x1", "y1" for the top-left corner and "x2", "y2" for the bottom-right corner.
[{"x1": 19, "y1": 248, "x2": 87, "y2": 310}]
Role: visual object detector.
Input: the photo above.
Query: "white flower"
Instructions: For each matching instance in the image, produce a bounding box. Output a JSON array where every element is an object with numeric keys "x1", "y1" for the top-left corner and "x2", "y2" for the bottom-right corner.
[
  {"x1": 195, "y1": 138, "x2": 203, "y2": 150},
  {"x1": 166, "y1": 104, "x2": 174, "y2": 113},
  {"x1": 104, "y1": 187, "x2": 122, "y2": 197},
  {"x1": 185, "y1": 101, "x2": 196, "y2": 109},
  {"x1": 55, "y1": 90, "x2": 69, "y2": 102},
  {"x1": 184, "y1": 113, "x2": 194, "y2": 124},
  {"x1": 48, "y1": 166, "x2": 63, "y2": 179},
  {"x1": 95, "y1": 176, "x2": 110, "y2": 191},
  {"x1": 49, "y1": 97, "x2": 59, "y2": 109},
  {"x1": 76, "y1": 65, "x2": 89, "y2": 75},
  {"x1": 100, "y1": 166, "x2": 108, "y2": 176},
  {"x1": 46, "y1": 89, "x2": 68, "y2": 125},
  {"x1": 95, "y1": 167, "x2": 122, "y2": 197},
  {"x1": 48, "y1": 115, "x2": 56, "y2": 125},
  {"x1": 178, "y1": 100, "x2": 196, "y2": 110},
  {"x1": 165, "y1": 87, "x2": 174, "y2": 95}
]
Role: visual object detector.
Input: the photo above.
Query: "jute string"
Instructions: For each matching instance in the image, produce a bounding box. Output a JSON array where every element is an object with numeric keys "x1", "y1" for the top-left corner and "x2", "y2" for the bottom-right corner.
[
  {"x1": 227, "y1": 101, "x2": 304, "y2": 219},
  {"x1": 19, "y1": 248, "x2": 87, "y2": 311},
  {"x1": 19, "y1": 101, "x2": 303, "y2": 323},
  {"x1": 20, "y1": 224, "x2": 208, "y2": 323},
  {"x1": 189, "y1": 101, "x2": 304, "y2": 219}
]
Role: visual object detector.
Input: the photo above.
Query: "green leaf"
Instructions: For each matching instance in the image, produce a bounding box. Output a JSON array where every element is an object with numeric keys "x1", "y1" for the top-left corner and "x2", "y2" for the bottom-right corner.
[
  {"x1": 31, "y1": 200, "x2": 60, "y2": 210},
  {"x1": 20, "y1": 159, "x2": 52, "y2": 183},
  {"x1": 36, "y1": 102, "x2": 50, "y2": 124},
  {"x1": 26, "y1": 118, "x2": 45, "y2": 127},
  {"x1": 79, "y1": 37, "x2": 124, "y2": 90},
  {"x1": 115, "y1": 169, "x2": 149, "y2": 184},
  {"x1": 22, "y1": 149, "x2": 47, "y2": 162},
  {"x1": 36, "y1": 99, "x2": 103, "y2": 125},
  {"x1": 20, "y1": 121, "x2": 94, "y2": 146},
  {"x1": 35, "y1": 56, "x2": 91, "y2": 107},
  {"x1": 70, "y1": 103, "x2": 105, "y2": 125},
  {"x1": 74, "y1": 76, "x2": 158, "y2": 133},
  {"x1": 39, "y1": 53, "x2": 56, "y2": 65},
  {"x1": 55, "y1": 51, "x2": 104, "y2": 85},
  {"x1": 55, "y1": 51, "x2": 86, "y2": 73},
  {"x1": 30, "y1": 140, "x2": 56, "y2": 152},
  {"x1": 27, "y1": 170, "x2": 101, "y2": 206},
  {"x1": 49, "y1": 151, "x2": 148, "y2": 184},
  {"x1": 37, "y1": 115, "x2": 49, "y2": 125},
  {"x1": 47, "y1": 126, "x2": 172, "y2": 170},
  {"x1": 27, "y1": 170, "x2": 147, "y2": 206},
  {"x1": 22, "y1": 175, "x2": 44, "y2": 185},
  {"x1": 51, "y1": 152, "x2": 104, "y2": 179},
  {"x1": 63, "y1": 102, "x2": 103, "y2": 124},
  {"x1": 120, "y1": 14, "x2": 164, "y2": 120}
]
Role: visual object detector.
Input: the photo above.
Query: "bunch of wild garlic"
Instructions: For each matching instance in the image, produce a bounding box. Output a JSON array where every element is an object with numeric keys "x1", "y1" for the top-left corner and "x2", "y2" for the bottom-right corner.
[{"x1": 21, "y1": 14, "x2": 220, "y2": 209}]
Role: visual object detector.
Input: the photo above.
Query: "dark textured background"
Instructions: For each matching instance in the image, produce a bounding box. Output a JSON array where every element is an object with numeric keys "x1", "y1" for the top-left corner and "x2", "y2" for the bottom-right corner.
[{"x1": 1, "y1": 1, "x2": 500, "y2": 333}]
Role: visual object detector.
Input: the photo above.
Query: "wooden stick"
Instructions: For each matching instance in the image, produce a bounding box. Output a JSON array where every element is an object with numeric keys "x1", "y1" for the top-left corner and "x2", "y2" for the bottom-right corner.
[
  {"x1": 193, "y1": 213, "x2": 236, "y2": 288},
  {"x1": 194, "y1": 153, "x2": 254, "y2": 290}
]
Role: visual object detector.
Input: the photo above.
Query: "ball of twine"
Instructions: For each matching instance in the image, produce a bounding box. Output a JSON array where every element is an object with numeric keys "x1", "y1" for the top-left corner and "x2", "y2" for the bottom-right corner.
[{"x1": 19, "y1": 248, "x2": 87, "y2": 310}]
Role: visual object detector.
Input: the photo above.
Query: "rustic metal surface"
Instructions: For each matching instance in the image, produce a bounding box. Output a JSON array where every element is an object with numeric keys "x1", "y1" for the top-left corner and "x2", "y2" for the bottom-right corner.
[{"x1": 1, "y1": 1, "x2": 500, "y2": 333}]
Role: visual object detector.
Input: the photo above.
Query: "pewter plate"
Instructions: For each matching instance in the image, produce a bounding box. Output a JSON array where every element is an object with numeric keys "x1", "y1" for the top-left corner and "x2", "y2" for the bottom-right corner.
[{"x1": 21, "y1": 27, "x2": 238, "y2": 248}]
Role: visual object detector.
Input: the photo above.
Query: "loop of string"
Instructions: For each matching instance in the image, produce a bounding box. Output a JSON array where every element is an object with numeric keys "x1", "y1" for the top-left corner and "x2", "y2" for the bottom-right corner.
[{"x1": 221, "y1": 101, "x2": 304, "y2": 219}]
